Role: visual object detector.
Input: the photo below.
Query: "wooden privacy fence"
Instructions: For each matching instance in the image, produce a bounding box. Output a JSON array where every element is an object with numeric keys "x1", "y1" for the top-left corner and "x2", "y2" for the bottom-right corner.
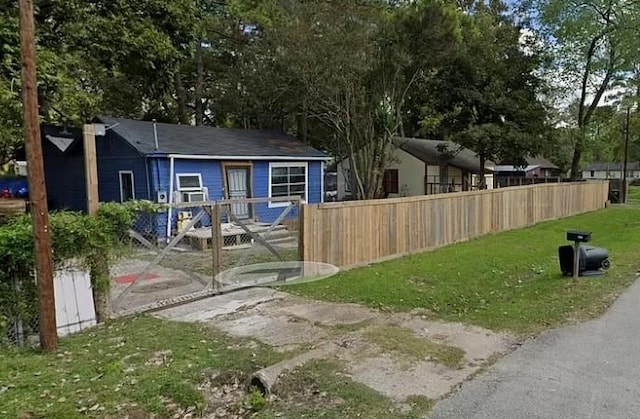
[{"x1": 301, "y1": 181, "x2": 610, "y2": 269}]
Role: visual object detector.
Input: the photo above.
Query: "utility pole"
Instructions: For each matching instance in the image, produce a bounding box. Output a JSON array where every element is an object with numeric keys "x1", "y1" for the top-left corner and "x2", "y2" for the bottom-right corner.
[
  {"x1": 623, "y1": 107, "x2": 631, "y2": 204},
  {"x1": 19, "y1": 0, "x2": 58, "y2": 351},
  {"x1": 83, "y1": 124, "x2": 99, "y2": 215}
]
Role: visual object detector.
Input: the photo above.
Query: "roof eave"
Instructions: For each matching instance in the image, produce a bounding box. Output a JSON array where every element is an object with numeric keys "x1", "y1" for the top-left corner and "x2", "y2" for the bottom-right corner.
[{"x1": 162, "y1": 153, "x2": 330, "y2": 161}]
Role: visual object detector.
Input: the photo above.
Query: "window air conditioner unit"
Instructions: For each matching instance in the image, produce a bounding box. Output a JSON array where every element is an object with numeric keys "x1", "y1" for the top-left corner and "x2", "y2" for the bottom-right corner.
[{"x1": 183, "y1": 191, "x2": 206, "y2": 203}]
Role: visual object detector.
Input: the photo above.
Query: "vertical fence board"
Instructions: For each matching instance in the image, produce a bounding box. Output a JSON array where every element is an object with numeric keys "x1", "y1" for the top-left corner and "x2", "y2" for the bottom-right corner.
[{"x1": 300, "y1": 182, "x2": 610, "y2": 268}]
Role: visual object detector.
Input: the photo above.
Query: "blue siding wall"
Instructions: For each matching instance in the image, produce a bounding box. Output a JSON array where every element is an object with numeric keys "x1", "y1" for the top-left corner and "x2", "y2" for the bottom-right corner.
[
  {"x1": 43, "y1": 140, "x2": 87, "y2": 211},
  {"x1": 96, "y1": 132, "x2": 148, "y2": 203},
  {"x1": 251, "y1": 160, "x2": 322, "y2": 223},
  {"x1": 150, "y1": 158, "x2": 323, "y2": 239},
  {"x1": 151, "y1": 158, "x2": 224, "y2": 239},
  {"x1": 43, "y1": 131, "x2": 147, "y2": 212},
  {"x1": 152, "y1": 158, "x2": 225, "y2": 201}
]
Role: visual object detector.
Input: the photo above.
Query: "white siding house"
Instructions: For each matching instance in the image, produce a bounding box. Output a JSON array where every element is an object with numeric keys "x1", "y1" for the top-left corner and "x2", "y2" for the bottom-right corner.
[
  {"x1": 336, "y1": 137, "x2": 495, "y2": 201},
  {"x1": 582, "y1": 163, "x2": 640, "y2": 180}
]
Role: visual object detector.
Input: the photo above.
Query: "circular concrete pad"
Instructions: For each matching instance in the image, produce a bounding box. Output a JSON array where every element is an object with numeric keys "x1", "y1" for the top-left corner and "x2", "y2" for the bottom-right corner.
[{"x1": 215, "y1": 261, "x2": 339, "y2": 288}]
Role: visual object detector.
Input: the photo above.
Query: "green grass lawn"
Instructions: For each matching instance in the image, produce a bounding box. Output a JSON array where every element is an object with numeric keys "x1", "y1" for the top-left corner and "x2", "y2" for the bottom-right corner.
[
  {"x1": 5, "y1": 207, "x2": 640, "y2": 418},
  {"x1": 291, "y1": 207, "x2": 640, "y2": 335},
  {"x1": 0, "y1": 316, "x2": 427, "y2": 419},
  {"x1": 627, "y1": 185, "x2": 640, "y2": 206},
  {"x1": 0, "y1": 317, "x2": 287, "y2": 418}
]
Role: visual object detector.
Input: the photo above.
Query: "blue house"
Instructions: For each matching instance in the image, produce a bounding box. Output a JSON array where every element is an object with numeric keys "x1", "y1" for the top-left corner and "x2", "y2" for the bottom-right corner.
[{"x1": 42, "y1": 116, "x2": 329, "y2": 240}]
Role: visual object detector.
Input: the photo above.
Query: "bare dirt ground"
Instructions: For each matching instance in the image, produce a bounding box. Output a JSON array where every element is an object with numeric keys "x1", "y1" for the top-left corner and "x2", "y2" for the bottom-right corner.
[
  {"x1": 154, "y1": 287, "x2": 518, "y2": 412},
  {"x1": 109, "y1": 246, "x2": 299, "y2": 315}
]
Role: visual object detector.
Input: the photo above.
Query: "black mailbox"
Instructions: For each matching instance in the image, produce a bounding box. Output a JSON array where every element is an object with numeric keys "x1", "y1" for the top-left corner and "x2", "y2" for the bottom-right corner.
[
  {"x1": 566, "y1": 230, "x2": 591, "y2": 242},
  {"x1": 559, "y1": 245, "x2": 610, "y2": 276}
]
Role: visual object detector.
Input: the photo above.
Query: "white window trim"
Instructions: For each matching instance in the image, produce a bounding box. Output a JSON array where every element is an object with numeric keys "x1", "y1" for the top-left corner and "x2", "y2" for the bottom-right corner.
[
  {"x1": 176, "y1": 173, "x2": 203, "y2": 192},
  {"x1": 118, "y1": 170, "x2": 135, "y2": 203},
  {"x1": 268, "y1": 162, "x2": 308, "y2": 208}
]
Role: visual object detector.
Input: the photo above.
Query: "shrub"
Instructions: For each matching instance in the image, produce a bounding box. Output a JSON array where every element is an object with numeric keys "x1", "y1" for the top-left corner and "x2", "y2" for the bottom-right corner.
[{"x1": 0, "y1": 201, "x2": 153, "y2": 343}]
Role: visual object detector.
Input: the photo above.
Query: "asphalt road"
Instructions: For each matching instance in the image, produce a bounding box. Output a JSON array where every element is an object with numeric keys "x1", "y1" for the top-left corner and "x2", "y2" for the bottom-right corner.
[{"x1": 430, "y1": 277, "x2": 640, "y2": 419}]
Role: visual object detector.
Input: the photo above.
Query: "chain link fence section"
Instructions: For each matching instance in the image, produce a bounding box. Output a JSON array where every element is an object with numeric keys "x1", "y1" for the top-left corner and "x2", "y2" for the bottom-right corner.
[
  {"x1": 110, "y1": 204, "x2": 215, "y2": 315},
  {"x1": 1, "y1": 278, "x2": 38, "y2": 346},
  {"x1": 110, "y1": 197, "x2": 302, "y2": 315},
  {"x1": 217, "y1": 198, "x2": 301, "y2": 284}
]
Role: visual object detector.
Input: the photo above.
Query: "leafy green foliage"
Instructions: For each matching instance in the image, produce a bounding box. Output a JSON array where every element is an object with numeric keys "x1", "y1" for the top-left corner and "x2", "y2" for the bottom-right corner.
[
  {"x1": 0, "y1": 201, "x2": 146, "y2": 342},
  {"x1": 422, "y1": 3, "x2": 550, "y2": 181},
  {"x1": 526, "y1": 0, "x2": 640, "y2": 176},
  {"x1": 0, "y1": 316, "x2": 287, "y2": 418},
  {"x1": 247, "y1": 387, "x2": 267, "y2": 411}
]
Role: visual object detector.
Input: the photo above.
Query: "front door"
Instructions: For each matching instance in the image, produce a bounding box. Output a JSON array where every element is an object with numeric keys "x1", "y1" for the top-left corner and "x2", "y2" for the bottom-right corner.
[{"x1": 226, "y1": 167, "x2": 251, "y2": 219}]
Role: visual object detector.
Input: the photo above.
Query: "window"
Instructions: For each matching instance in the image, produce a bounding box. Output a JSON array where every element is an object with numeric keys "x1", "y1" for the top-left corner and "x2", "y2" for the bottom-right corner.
[
  {"x1": 119, "y1": 171, "x2": 135, "y2": 202},
  {"x1": 269, "y1": 162, "x2": 307, "y2": 206},
  {"x1": 383, "y1": 169, "x2": 399, "y2": 195},
  {"x1": 176, "y1": 174, "x2": 203, "y2": 191},
  {"x1": 176, "y1": 173, "x2": 207, "y2": 203}
]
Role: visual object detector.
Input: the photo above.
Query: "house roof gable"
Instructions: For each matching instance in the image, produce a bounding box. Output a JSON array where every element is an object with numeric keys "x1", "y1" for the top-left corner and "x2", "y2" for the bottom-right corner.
[
  {"x1": 496, "y1": 156, "x2": 559, "y2": 172},
  {"x1": 393, "y1": 137, "x2": 495, "y2": 174},
  {"x1": 41, "y1": 125, "x2": 83, "y2": 154},
  {"x1": 96, "y1": 116, "x2": 328, "y2": 160}
]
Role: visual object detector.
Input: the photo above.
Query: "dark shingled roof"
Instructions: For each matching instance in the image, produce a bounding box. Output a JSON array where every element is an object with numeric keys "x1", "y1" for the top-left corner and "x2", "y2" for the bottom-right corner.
[
  {"x1": 393, "y1": 137, "x2": 495, "y2": 174},
  {"x1": 96, "y1": 116, "x2": 328, "y2": 159},
  {"x1": 525, "y1": 156, "x2": 559, "y2": 169}
]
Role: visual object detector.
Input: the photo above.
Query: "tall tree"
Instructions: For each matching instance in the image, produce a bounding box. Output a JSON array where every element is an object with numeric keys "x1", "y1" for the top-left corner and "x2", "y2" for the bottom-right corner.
[
  {"x1": 527, "y1": 0, "x2": 640, "y2": 178},
  {"x1": 0, "y1": 0, "x2": 203, "y2": 163},
  {"x1": 229, "y1": 0, "x2": 464, "y2": 199},
  {"x1": 429, "y1": 1, "x2": 550, "y2": 187}
]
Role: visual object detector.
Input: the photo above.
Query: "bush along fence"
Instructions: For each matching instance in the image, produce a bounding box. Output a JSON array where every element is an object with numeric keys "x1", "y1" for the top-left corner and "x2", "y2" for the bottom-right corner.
[
  {"x1": 0, "y1": 201, "x2": 144, "y2": 346},
  {"x1": 301, "y1": 181, "x2": 610, "y2": 269}
]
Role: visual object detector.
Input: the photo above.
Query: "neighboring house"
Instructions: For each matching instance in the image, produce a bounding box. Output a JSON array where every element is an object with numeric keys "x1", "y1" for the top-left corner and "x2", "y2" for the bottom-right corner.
[
  {"x1": 495, "y1": 156, "x2": 562, "y2": 186},
  {"x1": 336, "y1": 137, "x2": 495, "y2": 201},
  {"x1": 581, "y1": 162, "x2": 640, "y2": 180},
  {"x1": 41, "y1": 116, "x2": 329, "y2": 239}
]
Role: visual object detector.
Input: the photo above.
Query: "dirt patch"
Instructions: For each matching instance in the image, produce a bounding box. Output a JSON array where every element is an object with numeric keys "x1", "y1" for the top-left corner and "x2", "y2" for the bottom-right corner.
[
  {"x1": 144, "y1": 350, "x2": 173, "y2": 367},
  {"x1": 216, "y1": 314, "x2": 330, "y2": 352},
  {"x1": 279, "y1": 300, "x2": 380, "y2": 326},
  {"x1": 111, "y1": 258, "x2": 209, "y2": 314},
  {"x1": 198, "y1": 370, "x2": 253, "y2": 418},
  {"x1": 268, "y1": 364, "x2": 348, "y2": 411},
  {"x1": 345, "y1": 354, "x2": 472, "y2": 401},
  {"x1": 154, "y1": 288, "x2": 517, "y2": 410},
  {"x1": 130, "y1": 277, "x2": 192, "y2": 293},
  {"x1": 363, "y1": 325, "x2": 466, "y2": 369}
]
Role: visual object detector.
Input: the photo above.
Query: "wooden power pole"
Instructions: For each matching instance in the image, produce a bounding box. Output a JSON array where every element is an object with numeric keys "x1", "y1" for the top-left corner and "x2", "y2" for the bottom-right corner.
[
  {"x1": 83, "y1": 124, "x2": 99, "y2": 215},
  {"x1": 19, "y1": 0, "x2": 58, "y2": 350}
]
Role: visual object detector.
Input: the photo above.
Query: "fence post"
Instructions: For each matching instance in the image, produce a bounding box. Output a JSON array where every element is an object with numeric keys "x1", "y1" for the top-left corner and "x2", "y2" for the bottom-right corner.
[
  {"x1": 211, "y1": 203, "x2": 223, "y2": 290},
  {"x1": 298, "y1": 203, "x2": 306, "y2": 262}
]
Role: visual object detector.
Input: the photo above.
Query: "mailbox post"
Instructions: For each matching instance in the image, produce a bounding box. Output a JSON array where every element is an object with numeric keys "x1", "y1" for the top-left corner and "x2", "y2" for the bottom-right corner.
[{"x1": 566, "y1": 230, "x2": 592, "y2": 282}]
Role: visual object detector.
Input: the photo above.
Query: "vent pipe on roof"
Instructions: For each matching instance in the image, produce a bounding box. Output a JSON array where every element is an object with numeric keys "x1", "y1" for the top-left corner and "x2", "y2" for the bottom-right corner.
[{"x1": 153, "y1": 119, "x2": 159, "y2": 150}]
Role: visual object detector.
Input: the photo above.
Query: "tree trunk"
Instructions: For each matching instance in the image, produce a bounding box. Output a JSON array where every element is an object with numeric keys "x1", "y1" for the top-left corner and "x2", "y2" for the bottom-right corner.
[
  {"x1": 478, "y1": 154, "x2": 487, "y2": 189},
  {"x1": 569, "y1": 128, "x2": 587, "y2": 180},
  {"x1": 195, "y1": 40, "x2": 204, "y2": 126},
  {"x1": 297, "y1": 99, "x2": 308, "y2": 144},
  {"x1": 90, "y1": 254, "x2": 111, "y2": 323},
  {"x1": 174, "y1": 71, "x2": 189, "y2": 124},
  {"x1": 569, "y1": 144, "x2": 582, "y2": 180},
  {"x1": 38, "y1": 89, "x2": 51, "y2": 122}
]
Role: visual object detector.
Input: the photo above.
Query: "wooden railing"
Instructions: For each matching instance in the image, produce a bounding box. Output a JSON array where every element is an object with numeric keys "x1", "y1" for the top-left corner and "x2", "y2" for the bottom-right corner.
[{"x1": 301, "y1": 181, "x2": 610, "y2": 269}]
